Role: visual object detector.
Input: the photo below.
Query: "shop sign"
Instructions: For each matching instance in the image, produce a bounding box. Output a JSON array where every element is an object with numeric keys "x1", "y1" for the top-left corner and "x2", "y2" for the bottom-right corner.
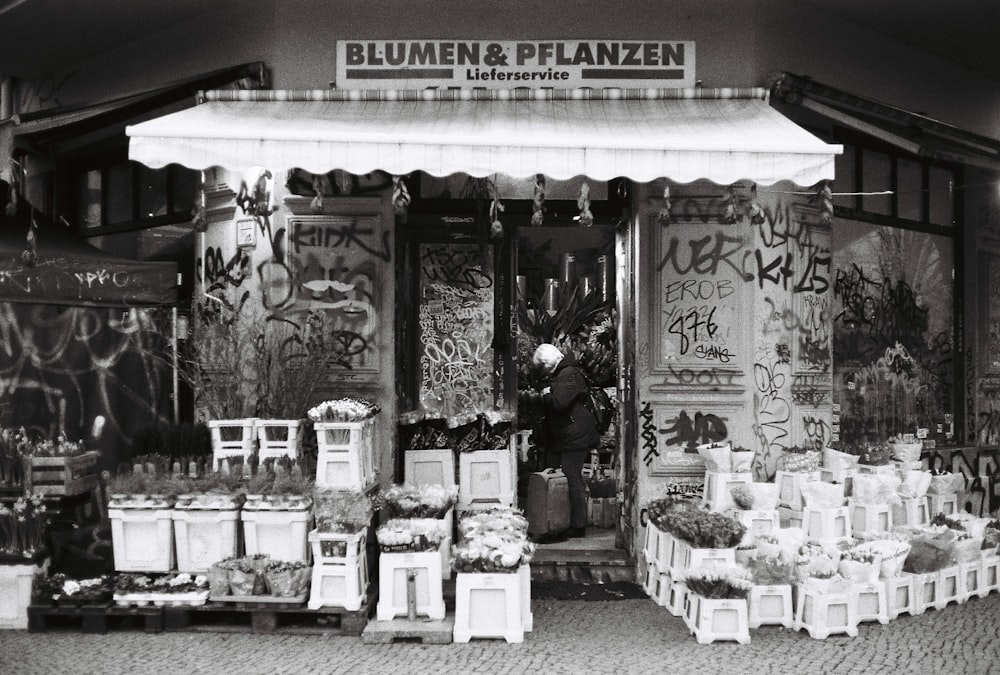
[{"x1": 335, "y1": 39, "x2": 695, "y2": 89}]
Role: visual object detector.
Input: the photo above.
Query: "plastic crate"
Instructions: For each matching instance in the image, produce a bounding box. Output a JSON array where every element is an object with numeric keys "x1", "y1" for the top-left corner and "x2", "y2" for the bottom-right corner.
[
  {"x1": 885, "y1": 573, "x2": 917, "y2": 619},
  {"x1": 928, "y1": 492, "x2": 959, "y2": 516},
  {"x1": 937, "y1": 565, "x2": 962, "y2": 608},
  {"x1": 0, "y1": 562, "x2": 44, "y2": 629},
  {"x1": 453, "y1": 571, "x2": 524, "y2": 643},
  {"x1": 850, "y1": 581, "x2": 889, "y2": 624},
  {"x1": 794, "y1": 586, "x2": 858, "y2": 639},
  {"x1": 308, "y1": 530, "x2": 367, "y2": 565},
  {"x1": 672, "y1": 545, "x2": 736, "y2": 579},
  {"x1": 519, "y1": 563, "x2": 533, "y2": 632},
  {"x1": 748, "y1": 584, "x2": 793, "y2": 628},
  {"x1": 457, "y1": 448, "x2": 515, "y2": 510},
  {"x1": 660, "y1": 579, "x2": 688, "y2": 617},
  {"x1": 242, "y1": 508, "x2": 312, "y2": 562},
  {"x1": 172, "y1": 508, "x2": 240, "y2": 574},
  {"x1": 731, "y1": 510, "x2": 780, "y2": 538},
  {"x1": 108, "y1": 507, "x2": 176, "y2": 573},
  {"x1": 254, "y1": 419, "x2": 304, "y2": 464},
  {"x1": 376, "y1": 550, "x2": 445, "y2": 621},
  {"x1": 208, "y1": 418, "x2": 258, "y2": 471},
  {"x1": 980, "y1": 553, "x2": 1000, "y2": 597},
  {"x1": 820, "y1": 466, "x2": 856, "y2": 496},
  {"x1": 774, "y1": 470, "x2": 820, "y2": 509},
  {"x1": 913, "y1": 571, "x2": 940, "y2": 614},
  {"x1": 960, "y1": 561, "x2": 982, "y2": 602},
  {"x1": 804, "y1": 506, "x2": 851, "y2": 542},
  {"x1": 404, "y1": 448, "x2": 456, "y2": 488},
  {"x1": 702, "y1": 472, "x2": 752, "y2": 513},
  {"x1": 686, "y1": 595, "x2": 750, "y2": 645},
  {"x1": 892, "y1": 496, "x2": 930, "y2": 528},
  {"x1": 314, "y1": 419, "x2": 377, "y2": 491},
  {"x1": 849, "y1": 500, "x2": 892, "y2": 537},
  {"x1": 308, "y1": 556, "x2": 368, "y2": 611}
]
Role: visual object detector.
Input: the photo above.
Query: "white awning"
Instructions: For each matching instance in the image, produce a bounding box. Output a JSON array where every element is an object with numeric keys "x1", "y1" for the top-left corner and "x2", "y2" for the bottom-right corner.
[{"x1": 127, "y1": 88, "x2": 840, "y2": 185}]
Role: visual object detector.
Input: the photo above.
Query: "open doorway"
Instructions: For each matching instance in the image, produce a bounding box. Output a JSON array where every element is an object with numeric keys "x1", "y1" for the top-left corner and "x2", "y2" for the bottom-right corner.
[{"x1": 515, "y1": 220, "x2": 621, "y2": 552}]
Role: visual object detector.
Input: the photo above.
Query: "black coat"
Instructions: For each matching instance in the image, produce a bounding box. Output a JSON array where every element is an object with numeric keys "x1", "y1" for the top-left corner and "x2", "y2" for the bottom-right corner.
[{"x1": 539, "y1": 352, "x2": 600, "y2": 454}]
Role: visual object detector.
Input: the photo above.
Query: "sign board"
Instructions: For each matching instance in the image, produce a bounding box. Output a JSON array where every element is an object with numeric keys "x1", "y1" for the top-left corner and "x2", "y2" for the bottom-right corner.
[{"x1": 336, "y1": 40, "x2": 696, "y2": 89}]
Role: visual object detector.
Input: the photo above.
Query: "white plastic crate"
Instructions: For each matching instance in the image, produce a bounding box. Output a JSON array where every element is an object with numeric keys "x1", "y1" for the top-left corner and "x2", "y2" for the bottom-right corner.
[
  {"x1": 660, "y1": 579, "x2": 688, "y2": 617},
  {"x1": 774, "y1": 470, "x2": 820, "y2": 509},
  {"x1": 654, "y1": 528, "x2": 674, "y2": 574},
  {"x1": 794, "y1": 587, "x2": 858, "y2": 639},
  {"x1": 404, "y1": 448, "x2": 456, "y2": 488},
  {"x1": 777, "y1": 506, "x2": 803, "y2": 529},
  {"x1": 519, "y1": 563, "x2": 533, "y2": 632},
  {"x1": 208, "y1": 418, "x2": 259, "y2": 470},
  {"x1": 308, "y1": 530, "x2": 367, "y2": 565},
  {"x1": 856, "y1": 463, "x2": 897, "y2": 477},
  {"x1": 937, "y1": 565, "x2": 962, "y2": 608},
  {"x1": 458, "y1": 448, "x2": 515, "y2": 509},
  {"x1": 242, "y1": 508, "x2": 312, "y2": 562},
  {"x1": 849, "y1": 500, "x2": 892, "y2": 537},
  {"x1": 642, "y1": 562, "x2": 659, "y2": 599},
  {"x1": 885, "y1": 573, "x2": 917, "y2": 619},
  {"x1": 748, "y1": 584, "x2": 793, "y2": 628},
  {"x1": 686, "y1": 595, "x2": 750, "y2": 645},
  {"x1": 671, "y1": 545, "x2": 736, "y2": 579},
  {"x1": 892, "y1": 496, "x2": 929, "y2": 528},
  {"x1": 254, "y1": 419, "x2": 304, "y2": 463},
  {"x1": 453, "y1": 571, "x2": 524, "y2": 643},
  {"x1": 109, "y1": 507, "x2": 176, "y2": 573},
  {"x1": 0, "y1": 562, "x2": 43, "y2": 629},
  {"x1": 820, "y1": 467, "x2": 856, "y2": 496},
  {"x1": 642, "y1": 523, "x2": 662, "y2": 568},
  {"x1": 850, "y1": 581, "x2": 889, "y2": 624},
  {"x1": 377, "y1": 550, "x2": 445, "y2": 621},
  {"x1": 172, "y1": 508, "x2": 240, "y2": 574},
  {"x1": 731, "y1": 510, "x2": 779, "y2": 537},
  {"x1": 803, "y1": 506, "x2": 851, "y2": 542},
  {"x1": 702, "y1": 472, "x2": 752, "y2": 513},
  {"x1": 913, "y1": 571, "x2": 940, "y2": 614},
  {"x1": 960, "y1": 561, "x2": 981, "y2": 602},
  {"x1": 314, "y1": 419, "x2": 377, "y2": 491},
  {"x1": 980, "y1": 553, "x2": 1000, "y2": 597},
  {"x1": 928, "y1": 492, "x2": 959, "y2": 516},
  {"x1": 308, "y1": 556, "x2": 368, "y2": 611}
]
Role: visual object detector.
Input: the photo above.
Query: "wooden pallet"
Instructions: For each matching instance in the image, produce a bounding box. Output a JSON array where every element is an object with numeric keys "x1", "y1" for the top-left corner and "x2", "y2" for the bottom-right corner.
[
  {"x1": 27, "y1": 603, "x2": 163, "y2": 633},
  {"x1": 162, "y1": 587, "x2": 377, "y2": 635}
]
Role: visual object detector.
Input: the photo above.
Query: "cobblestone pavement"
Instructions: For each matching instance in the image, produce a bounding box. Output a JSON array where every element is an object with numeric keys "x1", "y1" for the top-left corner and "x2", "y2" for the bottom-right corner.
[{"x1": 3, "y1": 595, "x2": 999, "y2": 675}]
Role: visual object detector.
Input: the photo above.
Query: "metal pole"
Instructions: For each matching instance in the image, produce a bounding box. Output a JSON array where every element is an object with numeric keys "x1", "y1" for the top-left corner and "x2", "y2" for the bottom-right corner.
[{"x1": 172, "y1": 305, "x2": 179, "y2": 424}]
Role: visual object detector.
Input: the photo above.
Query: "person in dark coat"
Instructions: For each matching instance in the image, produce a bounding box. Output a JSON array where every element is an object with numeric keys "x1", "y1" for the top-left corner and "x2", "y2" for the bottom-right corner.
[{"x1": 532, "y1": 343, "x2": 599, "y2": 538}]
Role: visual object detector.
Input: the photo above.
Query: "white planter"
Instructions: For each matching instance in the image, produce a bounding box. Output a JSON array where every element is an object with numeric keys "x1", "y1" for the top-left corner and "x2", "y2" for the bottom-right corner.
[
  {"x1": 0, "y1": 561, "x2": 45, "y2": 629},
  {"x1": 254, "y1": 419, "x2": 304, "y2": 463},
  {"x1": 314, "y1": 419, "x2": 377, "y2": 491},
  {"x1": 109, "y1": 507, "x2": 175, "y2": 573},
  {"x1": 702, "y1": 471, "x2": 752, "y2": 513},
  {"x1": 208, "y1": 418, "x2": 259, "y2": 471},
  {"x1": 774, "y1": 470, "x2": 820, "y2": 509},
  {"x1": 686, "y1": 595, "x2": 750, "y2": 645},
  {"x1": 404, "y1": 448, "x2": 456, "y2": 488},
  {"x1": 376, "y1": 550, "x2": 445, "y2": 621},
  {"x1": 242, "y1": 508, "x2": 312, "y2": 562},
  {"x1": 172, "y1": 508, "x2": 240, "y2": 573},
  {"x1": 457, "y1": 448, "x2": 515, "y2": 510},
  {"x1": 803, "y1": 506, "x2": 851, "y2": 542},
  {"x1": 453, "y1": 571, "x2": 524, "y2": 644},
  {"x1": 308, "y1": 556, "x2": 368, "y2": 611},
  {"x1": 308, "y1": 529, "x2": 367, "y2": 565}
]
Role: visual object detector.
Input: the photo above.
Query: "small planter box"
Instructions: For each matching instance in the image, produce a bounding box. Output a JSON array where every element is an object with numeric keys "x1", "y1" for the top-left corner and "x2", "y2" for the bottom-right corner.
[
  {"x1": 794, "y1": 586, "x2": 858, "y2": 639},
  {"x1": 453, "y1": 571, "x2": 524, "y2": 643},
  {"x1": 702, "y1": 472, "x2": 752, "y2": 513},
  {"x1": 308, "y1": 556, "x2": 368, "y2": 611},
  {"x1": 0, "y1": 561, "x2": 46, "y2": 629},
  {"x1": 731, "y1": 510, "x2": 779, "y2": 537},
  {"x1": 849, "y1": 500, "x2": 892, "y2": 537},
  {"x1": 803, "y1": 506, "x2": 851, "y2": 542},
  {"x1": 172, "y1": 508, "x2": 240, "y2": 574},
  {"x1": 376, "y1": 550, "x2": 445, "y2": 621},
  {"x1": 242, "y1": 507, "x2": 312, "y2": 562},
  {"x1": 314, "y1": 419, "x2": 377, "y2": 491},
  {"x1": 685, "y1": 595, "x2": 750, "y2": 645},
  {"x1": 28, "y1": 452, "x2": 99, "y2": 497},
  {"x1": 892, "y1": 496, "x2": 930, "y2": 528},
  {"x1": 254, "y1": 419, "x2": 304, "y2": 463},
  {"x1": 458, "y1": 448, "x2": 515, "y2": 510},
  {"x1": 208, "y1": 418, "x2": 259, "y2": 471},
  {"x1": 774, "y1": 470, "x2": 820, "y2": 509},
  {"x1": 671, "y1": 545, "x2": 736, "y2": 579},
  {"x1": 404, "y1": 448, "x2": 456, "y2": 488},
  {"x1": 109, "y1": 507, "x2": 175, "y2": 573},
  {"x1": 748, "y1": 584, "x2": 793, "y2": 628}
]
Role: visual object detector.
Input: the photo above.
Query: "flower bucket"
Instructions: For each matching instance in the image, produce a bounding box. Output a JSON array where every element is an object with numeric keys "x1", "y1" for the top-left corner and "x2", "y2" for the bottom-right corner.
[{"x1": 0, "y1": 561, "x2": 46, "y2": 629}]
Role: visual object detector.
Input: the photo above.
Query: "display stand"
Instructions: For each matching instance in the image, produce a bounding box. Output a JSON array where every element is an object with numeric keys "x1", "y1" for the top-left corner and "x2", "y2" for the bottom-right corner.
[
  {"x1": 314, "y1": 419, "x2": 377, "y2": 491},
  {"x1": 0, "y1": 561, "x2": 45, "y2": 629},
  {"x1": 803, "y1": 506, "x2": 851, "y2": 542},
  {"x1": 404, "y1": 449, "x2": 456, "y2": 488},
  {"x1": 980, "y1": 552, "x2": 1000, "y2": 597},
  {"x1": 172, "y1": 507, "x2": 240, "y2": 574},
  {"x1": 850, "y1": 582, "x2": 889, "y2": 624},
  {"x1": 685, "y1": 595, "x2": 750, "y2": 645},
  {"x1": 242, "y1": 507, "x2": 312, "y2": 562},
  {"x1": 884, "y1": 573, "x2": 916, "y2": 619},
  {"x1": 376, "y1": 550, "x2": 445, "y2": 621},
  {"x1": 748, "y1": 584, "x2": 793, "y2": 628},
  {"x1": 702, "y1": 472, "x2": 752, "y2": 513},
  {"x1": 208, "y1": 419, "x2": 259, "y2": 471},
  {"x1": 730, "y1": 510, "x2": 779, "y2": 537},
  {"x1": 254, "y1": 419, "x2": 304, "y2": 464},
  {"x1": 774, "y1": 471, "x2": 820, "y2": 509},
  {"x1": 960, "y1": 561, "x2": 982, "y2": 602},
  {"x1": 848, "y1": 500, "x2": 892, "y2": 537},
  {"x1": 928, "y1": 493, "x2": 958, "y2": 516},
  {"x1": 794, "y1": 586, "x2": 858, "y2": 639},
  {"x1": 892, "y1": 496, "x2": 930, "y2": 528},
  {"x1": 452, "y1": 572, "x2": 524, "y2": 643},
  {"x1": 108, "y1": 507, "x2": 176, "y2": 573},
  {"x1": 307, "y1": 529, "x2": 369, "y2": 611}
]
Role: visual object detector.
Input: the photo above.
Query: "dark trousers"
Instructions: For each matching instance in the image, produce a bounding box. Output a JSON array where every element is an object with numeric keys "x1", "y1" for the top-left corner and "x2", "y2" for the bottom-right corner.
[{"x1": 560, "y1": 449, "x2": 589, "y2": 529}]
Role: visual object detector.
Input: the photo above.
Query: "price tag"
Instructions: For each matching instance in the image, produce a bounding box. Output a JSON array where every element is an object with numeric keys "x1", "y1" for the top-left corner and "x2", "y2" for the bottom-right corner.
[{"x1": 916, "y1": 428, "x2": 929, "y2": 439}]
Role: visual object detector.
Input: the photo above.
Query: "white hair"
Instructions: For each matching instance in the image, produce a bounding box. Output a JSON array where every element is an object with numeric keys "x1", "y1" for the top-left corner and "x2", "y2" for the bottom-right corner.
[{"x1": 532, "y1": 343, "x2": 564, "y2": 373}]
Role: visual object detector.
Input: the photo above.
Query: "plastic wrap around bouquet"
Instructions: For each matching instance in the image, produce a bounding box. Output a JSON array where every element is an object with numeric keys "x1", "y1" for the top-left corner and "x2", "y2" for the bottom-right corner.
[
  {"x1": 823, "y1": 447, "x2": 860, "y2": 472},
  {"x1": 730, "y1": 482, "x2": 780, "y2": 511},
  {"x1": 887, "y1": 436, "x2": 922, "y2": 462},
  {"x1": 307, "y1": 398, "x2": 381, "y2": 423},
  {"x1": 683, "y1": 566, "x2": 753, "y2": 599},
  {"x1": 897, "y1": 470, "x2": 932, "y2": 500},
  {"x1": 800, "y1": 481, "x2": 845, "y2": 509},
  {"x1": 777, "y1": 448, "x2": 821, "y2": 473},
  {"x1": 376, "y1": 518, "x2": 450, "y2": 553},
  {"x1": 696, "y1": 442, "x2": 754, "y2": 473},
  {"x1": 853, "y1": 538, "x2": 911, "y2": 578},
  {"x1": 852, "y1": 473, "x2": 903, "y2": 506},
  {"x1": 903, "y1": 527, "x2": 958, "y2": 574},
  {"x1": 381, "y1": 483, "x2": 458, "y2": 520},
  {"x1": 838, "y1": 548, "x2": 881, "y2": 584},
  {"x1": 458, "y1": 508, "x2": 529, "y2": 539},
  {"x1": 927, "y1": 472, "x2": 965, "y2": 496},
  {"x1": 453, "y1": 509, "x2": 534, "y2": 573}
]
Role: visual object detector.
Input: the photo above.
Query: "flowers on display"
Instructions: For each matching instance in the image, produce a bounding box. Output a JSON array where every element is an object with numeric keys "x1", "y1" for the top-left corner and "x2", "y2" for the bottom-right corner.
[
  {"x1": 0, "y1": 492, "x2": 48, "y2": 561},
  {"x1": 749, "y1": 556, "x2": 794, "y2": 586},
  {"x1": 683, "y1": 566, "x2": 753, "y2": 599},
  {"x1": 381, "y1": 483, "x2": 457, "y2": 519},
  {"x1": 657, "y1": 509, "x2": 746, "y2": 549},
  {"x1": 457, "y1": 509, "x2": 529, "y2": 539},
  {"x1": 645, "y1": 494, "x2": 702, "y2": 528},
  {"x1": 377, "y1": 518, "x2": 449, "y2": 552},
  {"x1": 33, "y1": 574, "x2": 115, "y2": 604},
  {"x1": 452, "y1": 508, "x2": 534, "y2": 573},
  {"x1": 313, "y1": 488, "x2": 375, "y2": 533},
  {"x1": 730, "y1": 485, "x2": 754, "y2": 511},
  {"x1": 115, "y1": 572, "x2": 209, "y2": 595},
  {"x1": 307, "y1": 398, "x2": 380, "y2": 423},
  {"x1": 930, "y1": 512, "x2": 966, "y2": 531}
]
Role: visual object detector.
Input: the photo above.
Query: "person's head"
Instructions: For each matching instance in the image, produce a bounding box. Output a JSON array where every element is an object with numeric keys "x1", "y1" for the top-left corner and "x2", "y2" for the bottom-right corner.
[{"x1": 532, "y1": 343, "x2": 564, "y2": 376}]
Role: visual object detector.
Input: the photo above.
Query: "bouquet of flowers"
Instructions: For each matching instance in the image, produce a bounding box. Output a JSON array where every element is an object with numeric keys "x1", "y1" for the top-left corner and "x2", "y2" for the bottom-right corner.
[
  {"x1": 749, "y1": 556, "x2": 794, "y2": 586},
  {"x1": 0, "y1": 493, "x2": 48, "y2": 561},
  {"x1": 313, "y1": 488, "x2": 376, "y2": 533},
  {"x1": 307, "y1": 398, "x2": 381, "y2": 423},
  {"x1": 263, "y1": 559, "x2": 311, "y2": 598},
  {"x1": 114, "y1": 572, "x2": 209, "y2": 597},
  {"x1": 34, "y1": 573, "x2": 115, "y2": 605},
  {"x1": 839, "y1": 547, "x2": 880, "y2": 583},
  {"x1": 683, "y1": 566, "x2": 752, "y2": 599},
  {"x1": 930, "y1": 512, "x2": 966, "y2": 531},
  {"x1": 457, "y1": 508, "x2": 529, "y2": 539},
  {"x1": 645, "y1": 493, "x2": 701, "y2": 528},
  {"x1": 658, "y1": 510, "x2": 746, "y2": 549},
  {"x1": 377, "y1": 518, "x2": 450, "y2": 552},
  {"x1": 730, "y1": 485, "x2": 754, "y2": 511},
  {"x1": 381, "y1": 483, "x2": 457, "y2": 519},
  {"x1": 452, "y1": 530, "x2": 535, "y2": 573},
  {"x1": 904, "y1": 527, "x2": 957, "y2": 574},
  {"x1": 778, "y1": 446, "x2": 821, "y2": 473}
]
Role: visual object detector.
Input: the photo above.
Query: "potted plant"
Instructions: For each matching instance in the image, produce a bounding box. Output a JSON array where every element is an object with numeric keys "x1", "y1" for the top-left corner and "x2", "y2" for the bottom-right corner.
[
  {"x1": 308, "y1": 488, "x2": 375, "y2": 562},
  {"x1": 241, "y1": 465, "x2": 314, "y2": 562},
  {"x1": 105, "y1": 471, "x2": 182, "y2": 573},
  {"x1": 113, "y1": 572, "x2": 210, "y2": 607},
  {"x1": 171, "y1": 471, "x2": 245, "y2": 573}
]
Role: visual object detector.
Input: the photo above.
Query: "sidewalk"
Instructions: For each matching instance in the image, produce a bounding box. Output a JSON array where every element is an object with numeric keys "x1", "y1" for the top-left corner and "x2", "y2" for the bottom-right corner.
[{"x1": 3, "y1": 593, "x2": 999, "y2": 675}]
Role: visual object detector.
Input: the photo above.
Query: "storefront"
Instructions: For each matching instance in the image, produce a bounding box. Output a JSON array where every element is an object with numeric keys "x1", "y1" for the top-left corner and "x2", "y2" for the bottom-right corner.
[{"x1": 123, "y1": 55, "x2": 842, "y2": 566}]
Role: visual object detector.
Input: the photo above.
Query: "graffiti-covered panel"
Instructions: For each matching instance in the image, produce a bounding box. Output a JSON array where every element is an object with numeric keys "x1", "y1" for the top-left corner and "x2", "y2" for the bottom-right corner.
[
  {"x1": 832, "y1": 218, "x2": 954, "y2": 444},
  {"x1": 641, "y1": 399, "x2": 745, "y2": 478}
]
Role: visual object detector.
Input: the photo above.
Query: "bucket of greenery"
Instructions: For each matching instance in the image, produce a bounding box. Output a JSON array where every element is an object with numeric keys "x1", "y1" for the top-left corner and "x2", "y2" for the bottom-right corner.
[{"x1": 241, "y1": 462, "x2": 314, "y2": 562}]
